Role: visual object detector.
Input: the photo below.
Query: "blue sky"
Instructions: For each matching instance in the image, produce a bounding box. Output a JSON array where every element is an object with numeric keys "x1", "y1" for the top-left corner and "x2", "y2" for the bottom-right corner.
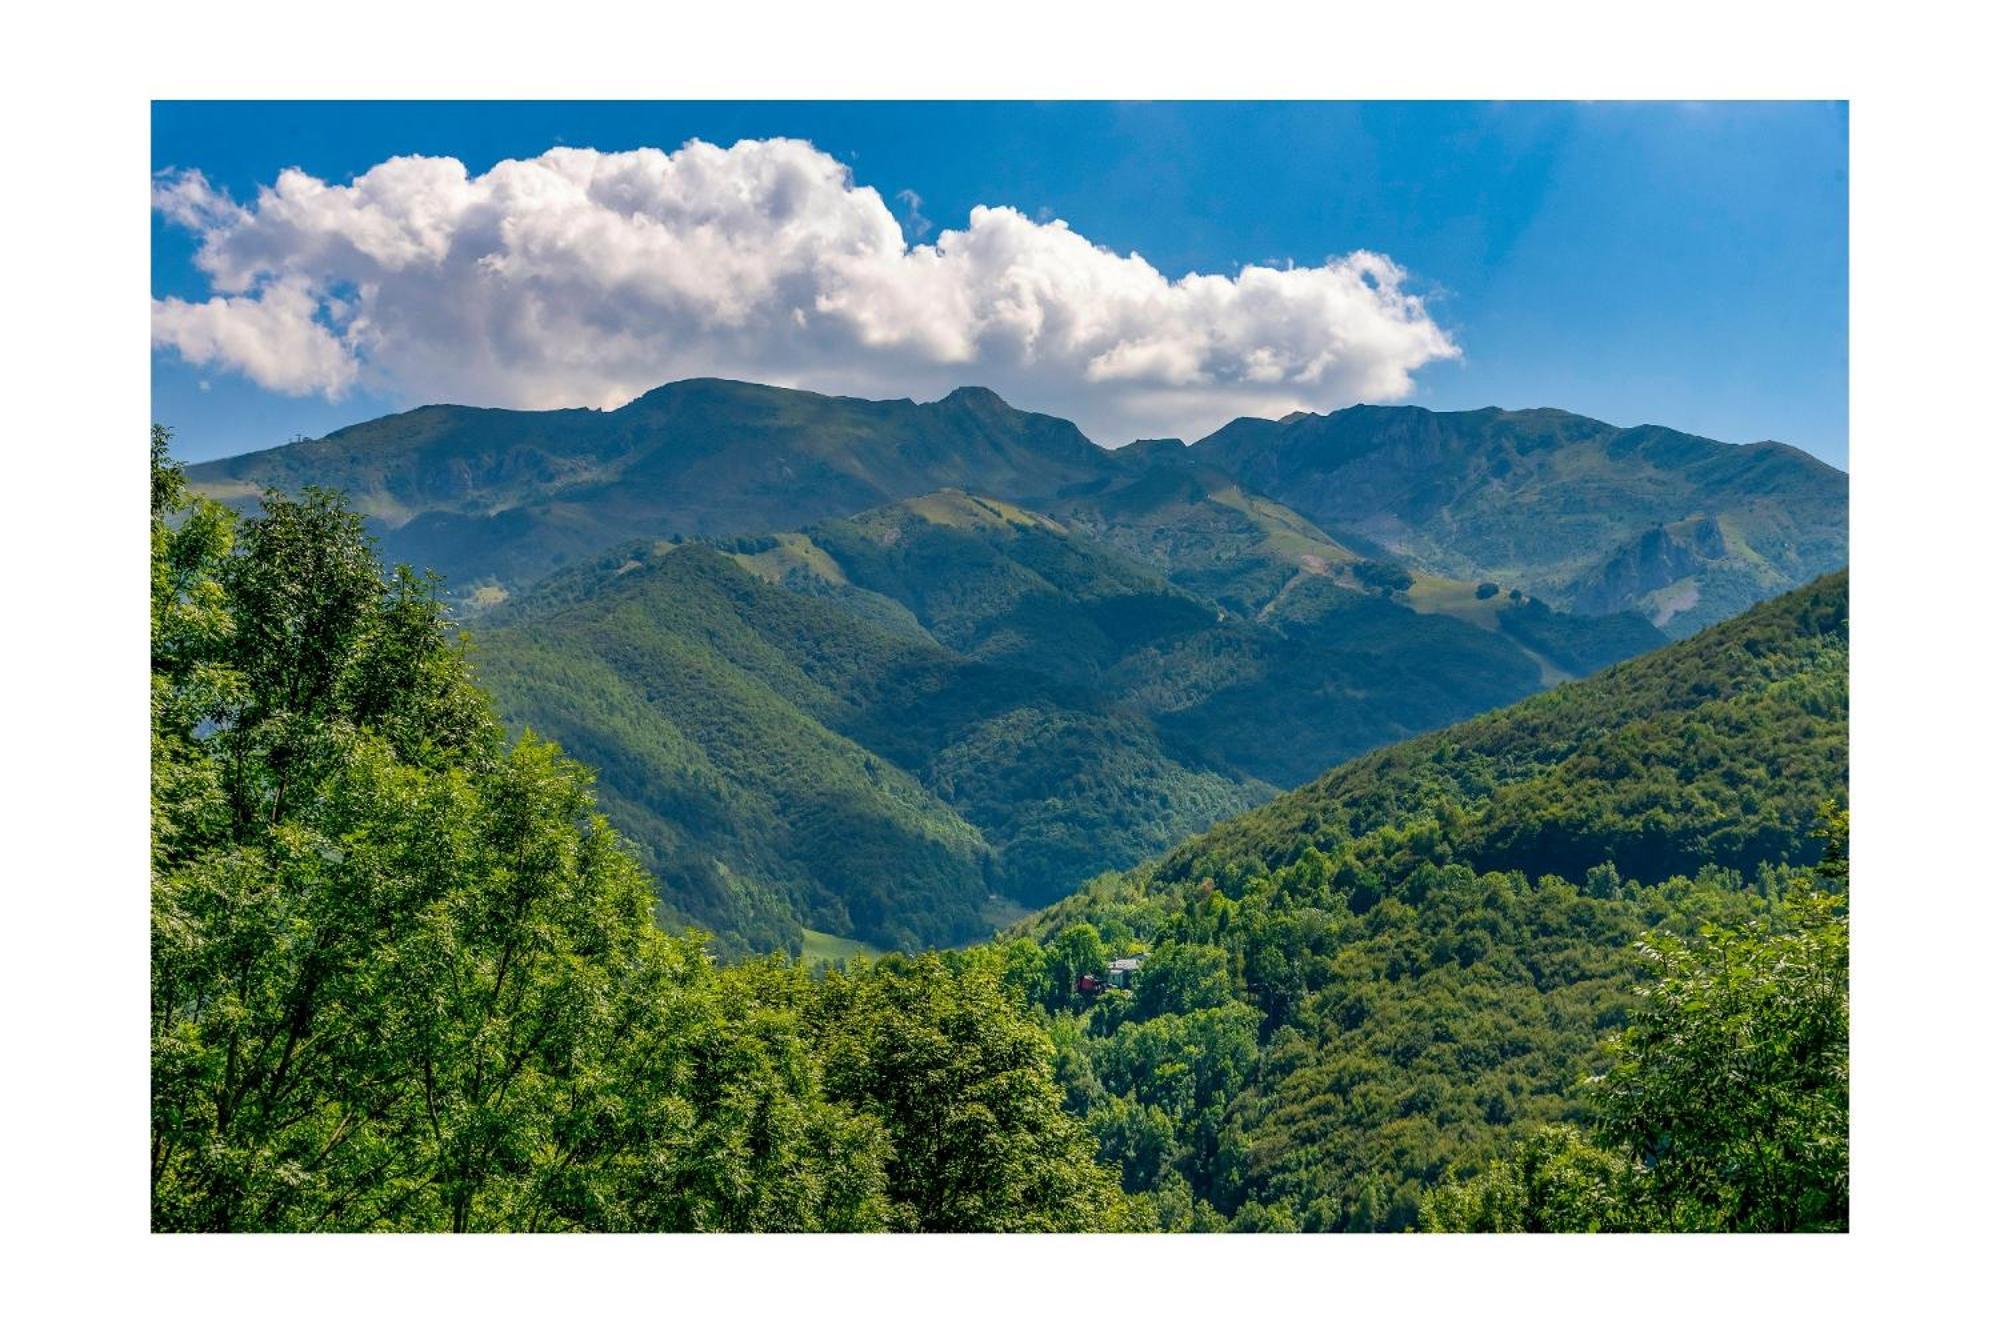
[{"x1": 152, "y1": 101, "x2": 1848, "y2": 465}]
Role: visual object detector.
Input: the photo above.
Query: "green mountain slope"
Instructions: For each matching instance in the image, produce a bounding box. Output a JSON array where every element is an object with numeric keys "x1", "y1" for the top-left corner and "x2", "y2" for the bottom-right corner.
[
  {"x1": 753, "y1": 490, "x2": 1664, "y2": 787},
  {"x1": 181, "y1": 378, "x2": 1838, "y2": 974},
  {"x1": 1190, "y1": 405, "x2": 1847, "y2": 634},
  {"x1": 188, "y1": 379, "x2": 1115, "y2": 595},
  {"x1": 187, "y1": 382, "x2": 1844, "y2": 643},
  {"x1": 473, "y1": 539, "x2": 1260, "y2": 956},
  {"x1": 473, "y1": 489, "x2": 1670, "y2": 955},
  {"x1": 798, "y1": 490, "x2": 1222, "y2": 689},
  {"x1": 1158, "y1": 569, "x2": 1848, "y2": 886},
  {"x1": 1052, "y1": 450, "x2": 1368, "y2": 616},
  {"x1": 1009, "y1": 571, "x2": 1848, "y2": 1230}
]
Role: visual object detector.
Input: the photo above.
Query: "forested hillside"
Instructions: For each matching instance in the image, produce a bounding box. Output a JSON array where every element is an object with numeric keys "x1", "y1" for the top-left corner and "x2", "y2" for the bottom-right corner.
[
  {"x1": 1007, "y1": 572, "x2": 1848, "y2": 1230},
  {"x1": 472, "y1": 489, "x2": 1666, "y2": 954},
  {"x1": 473, "y1": 535, "x2": 1255, "y2": 955}
]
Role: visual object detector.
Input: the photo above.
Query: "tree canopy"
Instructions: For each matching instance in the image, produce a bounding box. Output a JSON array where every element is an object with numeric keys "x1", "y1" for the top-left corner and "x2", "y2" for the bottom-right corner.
[{"x1": 1422, "y1": 812, "x2": 1849, "y2": 1232}]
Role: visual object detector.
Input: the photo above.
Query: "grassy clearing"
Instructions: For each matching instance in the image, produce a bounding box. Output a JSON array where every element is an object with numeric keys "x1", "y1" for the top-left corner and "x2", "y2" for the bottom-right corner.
[
  {"x1": 1404, "y1": 572, "x2": 1505, "y2": 629},
  {"x1": 800, "y1": 928, "x2": 885, "y2": 968},
  {"x1": 904, "y1": 490, "x2": 1065, "y2": 532},
  {"x1": 733, "y1": 532, "x2": 851, "y2": 586}
]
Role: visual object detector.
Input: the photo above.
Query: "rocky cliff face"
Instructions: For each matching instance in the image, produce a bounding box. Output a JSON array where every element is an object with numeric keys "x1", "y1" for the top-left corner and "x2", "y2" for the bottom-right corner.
[{"x1": 1565, "y1": 515, "x2": 1731, "y2": 622}]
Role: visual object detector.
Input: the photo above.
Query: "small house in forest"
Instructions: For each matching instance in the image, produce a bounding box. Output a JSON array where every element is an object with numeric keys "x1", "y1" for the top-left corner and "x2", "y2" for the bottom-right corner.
[{"x1": 1076, "y1": 955, "x2": 1146, "y2": 998}]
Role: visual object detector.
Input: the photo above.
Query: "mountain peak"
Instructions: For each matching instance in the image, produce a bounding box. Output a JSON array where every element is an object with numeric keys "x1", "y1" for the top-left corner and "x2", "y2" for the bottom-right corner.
[
  {"x1": 1116, "y1": 437, "x2": 1195, "y2": 469},
  {"x1": 623, "y1": 376, "x2": 800, "y2": 408},
  {"x1": 937, "y1": 385, "x2": 1013, "y2": 411}
]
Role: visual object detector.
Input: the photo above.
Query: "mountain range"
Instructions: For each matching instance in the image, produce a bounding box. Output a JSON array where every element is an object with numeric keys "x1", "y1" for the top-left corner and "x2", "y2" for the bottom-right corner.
[
  {"x1": 187, "y1": 379, "x2": 1847, "y2": 953},
  {"x1": 189, "y1": 381, "x2": 1109, "y2": 599},
  {"x1": 188, "y1": 379, "x2": 1846, "y2": 633}
]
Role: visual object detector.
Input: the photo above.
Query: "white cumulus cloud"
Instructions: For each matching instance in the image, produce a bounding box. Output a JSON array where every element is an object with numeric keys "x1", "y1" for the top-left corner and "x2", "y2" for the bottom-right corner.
[
  {"x1": 152, "y1": 280, "x2": 358, "y2": 396},
  {"x1": 152, "y1": 138, "x2": 1460, "y2": 444}
]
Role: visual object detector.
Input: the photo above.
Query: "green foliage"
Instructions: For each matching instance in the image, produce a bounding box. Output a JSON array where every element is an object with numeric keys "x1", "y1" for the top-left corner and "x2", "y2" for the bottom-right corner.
[
  {"x1": 473, "y1": 539, "x2": 1256, "y2": 955},
  {"x1": 1130, "y1": 941, "x2": 1237, "y2": 1019},
  {"x1": 1418, "y1": 1125, "x2": 1640, "y2": 1232},
  {"x1": 1353, "y1": 559, "x2": 1415, "y2": 593},
  {"x1": 1012, "y1": 575, "x2": 1847, "y2": 1231},
  {"x1": 1420, "y1": 818, "x2": 1849, "y2": 1232},
  {"x1": 1045, "y1": 924, "x2": 1109, "y2": 1007},
  {"x1": 1494, "y1": 596, "x2": 1664, "y2": 676},
  {"x1": 809, "y1": 951, "x2": 1130, "y2": 1231},
  {"x1": 151, "y1": 425, "x2": 239, "y2": 863},
  {"x1": 151, "y1": 432, "x2": 1129, "y2": 1233},
  {"x1": 1596, "y1": 848, "x2": 1849, "y2": 1230}
]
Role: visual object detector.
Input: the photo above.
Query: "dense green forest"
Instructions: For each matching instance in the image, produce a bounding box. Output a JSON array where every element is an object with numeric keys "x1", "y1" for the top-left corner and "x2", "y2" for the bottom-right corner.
[
  {"x1": 1006, "y1": 572, "x2": 1848, "y2": 1229},
  {"x1": 1419, "y1": 822, "x2": 1847, "y2": 1233},
  {"x1": 154, "y1": 428, "x2": 1847, "y2": 1232},
  {"x1": 472, "y1": 532, "x2": 1257, "y2": 955},
  {"x1": 472, "y1": 488, "x2": 1664, "y2": 955}
]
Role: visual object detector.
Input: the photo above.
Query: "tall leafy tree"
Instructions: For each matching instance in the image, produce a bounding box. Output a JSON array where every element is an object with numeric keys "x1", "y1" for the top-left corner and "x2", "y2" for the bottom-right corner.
[
  {"x1": 810, "y1": 952, "x2": 1132, "y2": 1231},
  {"x1": 1594, "y1": 813, "x2": 1849, "y2": 1231},
  {"x1": 1416, "y1": 1126, "x2": 1641, "y2": 1233},
  {"x1": 1044, "y1": 922, "x2": 1108, "y2": 1007}
]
